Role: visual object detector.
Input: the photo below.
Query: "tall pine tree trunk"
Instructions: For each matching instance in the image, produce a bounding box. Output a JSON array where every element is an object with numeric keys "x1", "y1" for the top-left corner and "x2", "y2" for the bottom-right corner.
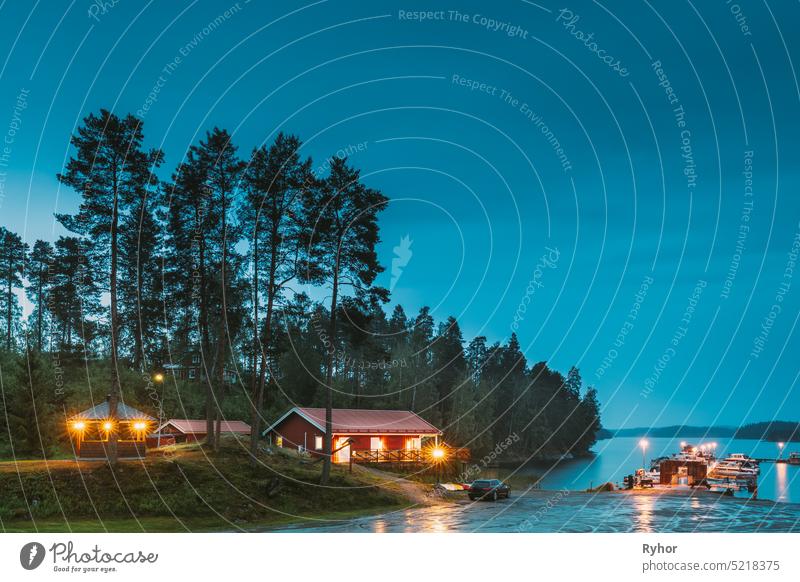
[
  {"x1": 212, "y1": 190, "x2": 229, "y2": 452},
  {"x1": 249, "y1": 230, "x2": 259, "y2": 456},
  {"x1": 108, "y1": 189, "x2": 120, "y2": 466},
  {"x1": 37, "y1": 275, "x2": 44, "y2": 352},
  {"x1": 6, "y1": 272, "x2": 12, "y2": 350},
  {"x1": 320, "y1": 265, "x2": 339, "y2": 485},
  {"x1": 199, "y1": 234, "x2": 215, "y2": 445},
  {"x1": 250, "y1": 241, "x2": 278, "y2": 459}
]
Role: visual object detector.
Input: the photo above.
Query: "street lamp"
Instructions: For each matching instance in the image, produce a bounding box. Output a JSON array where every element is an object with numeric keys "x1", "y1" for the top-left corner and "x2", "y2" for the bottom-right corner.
[
  {"x1": 153, "y1": 372, "x2": 165, "y2": 447},
  {"x1": 639, "y1": 439, "x2": 649, "y2": 469},
  {"x1": 778, "y1": 442, "x2": 785, "y2": 460}
]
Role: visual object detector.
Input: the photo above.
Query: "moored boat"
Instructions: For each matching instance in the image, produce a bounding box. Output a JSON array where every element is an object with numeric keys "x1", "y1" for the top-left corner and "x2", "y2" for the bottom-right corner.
[{"x1": 708, "y1": 454, "x2": 760, "y2": 480}]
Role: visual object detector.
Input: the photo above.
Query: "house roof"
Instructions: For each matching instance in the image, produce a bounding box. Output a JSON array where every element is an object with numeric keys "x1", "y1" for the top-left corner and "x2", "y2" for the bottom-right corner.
[
  {"x1": 69, "y1": 401, "x2": 155, "y2": 422},
  {"x1": 264, "y1": 407, "x2": 442, "y2": 435},
  {"x1": 156, "y1": 419, "x2": 251, "y2": 435}
]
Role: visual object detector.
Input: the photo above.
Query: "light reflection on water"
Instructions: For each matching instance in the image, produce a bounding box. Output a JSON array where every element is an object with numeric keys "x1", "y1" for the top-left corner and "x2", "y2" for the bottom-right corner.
[
  {"x1": 634, "y1": 495, "x2": 654, "y2": 532},
  {"x1": 775, "y1": 463, "x2": 788, "y2": 502}
]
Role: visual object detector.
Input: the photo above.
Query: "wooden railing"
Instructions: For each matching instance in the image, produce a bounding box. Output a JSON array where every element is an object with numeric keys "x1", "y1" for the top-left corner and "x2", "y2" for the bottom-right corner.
[
  {"x1": 351, "y1": 449, "x2": 423, "y2": 463},
  {"x1": 349, "y1": 448, "x2": 471, "y2": 464}
]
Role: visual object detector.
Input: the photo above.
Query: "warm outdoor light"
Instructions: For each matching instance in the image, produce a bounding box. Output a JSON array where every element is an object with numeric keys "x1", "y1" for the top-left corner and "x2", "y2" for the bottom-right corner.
[
  {"x1": 153, "y1": 373, "x2": 164, "y2": 383},
  {"x1": 133, "y1": 421, "x2": 147, "y2": 431},
  {"x1": 102, "y1": 421, "x2": 113, "y2": 431},
  {"x1": 432, "y1": 447, "x2": 445, "y2": 460},
  {"x1": 72, "y1": 421, "x2": 85, "y2": 431}
]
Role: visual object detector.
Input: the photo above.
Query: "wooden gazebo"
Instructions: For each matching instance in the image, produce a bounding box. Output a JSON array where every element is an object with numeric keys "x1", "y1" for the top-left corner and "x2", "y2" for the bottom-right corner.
[{"x1": 68, "y1": 399, "x2": 155, "y2": 460}]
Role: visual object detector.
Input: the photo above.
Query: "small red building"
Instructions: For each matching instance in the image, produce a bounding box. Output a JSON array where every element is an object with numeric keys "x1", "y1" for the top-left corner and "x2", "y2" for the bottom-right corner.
[
  {"x1": 152, "y1": 418, "x2": 251, "y2": 445},
  {"x1": 264, "y1": 407, "x2": 442, "y2": 463}
]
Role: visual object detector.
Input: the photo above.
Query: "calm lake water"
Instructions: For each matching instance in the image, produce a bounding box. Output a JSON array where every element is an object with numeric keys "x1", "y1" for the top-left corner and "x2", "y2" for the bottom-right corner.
[{"x1": 277, "y1": 437, "x2": 800, "y2": 532}]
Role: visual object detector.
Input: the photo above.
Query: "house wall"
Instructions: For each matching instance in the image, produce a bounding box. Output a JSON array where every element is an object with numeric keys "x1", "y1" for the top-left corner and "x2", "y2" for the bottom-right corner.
[
  {"x1": 78, "y1": 441, "x2": 146, "y2": 459},
  {"x1": 270, "y1": 413, "x2": 325, "y2": 452}
]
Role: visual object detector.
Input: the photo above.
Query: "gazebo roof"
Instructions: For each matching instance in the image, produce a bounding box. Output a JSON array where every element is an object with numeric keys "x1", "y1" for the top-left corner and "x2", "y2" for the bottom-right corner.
[{"x1": 69, "y1": 400, "x2": 155, "y2": 422}]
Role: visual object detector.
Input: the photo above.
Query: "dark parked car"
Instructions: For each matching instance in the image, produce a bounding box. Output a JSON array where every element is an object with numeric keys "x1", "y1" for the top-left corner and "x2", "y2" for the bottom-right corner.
[{"x1": 468, "y1": 479, "x2": 510, "y2": 501}]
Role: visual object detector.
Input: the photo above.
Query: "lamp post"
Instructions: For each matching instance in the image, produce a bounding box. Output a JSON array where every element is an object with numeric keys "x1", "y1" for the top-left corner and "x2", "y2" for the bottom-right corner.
[
  {"x1": 639, "y1": 439, "x2": 649, "y2": 469},
  {"x1": 778, "y1": 441, "x2": 785, "y2": 460}
]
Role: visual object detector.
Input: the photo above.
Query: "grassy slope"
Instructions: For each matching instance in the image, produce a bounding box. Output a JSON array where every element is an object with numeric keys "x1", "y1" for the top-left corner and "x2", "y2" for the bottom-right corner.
[{"x1": 0, "y1": 438, "x2": 411, "y2": 532}]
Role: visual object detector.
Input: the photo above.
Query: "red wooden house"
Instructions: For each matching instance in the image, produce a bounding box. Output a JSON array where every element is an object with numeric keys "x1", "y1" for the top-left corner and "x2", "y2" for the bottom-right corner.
[
  {"x1": 264, "y1": 407, "x2": 443, "y2": 463},
  {"x1": 152, "y1": 418, "x2": 251, "y2": 445}
]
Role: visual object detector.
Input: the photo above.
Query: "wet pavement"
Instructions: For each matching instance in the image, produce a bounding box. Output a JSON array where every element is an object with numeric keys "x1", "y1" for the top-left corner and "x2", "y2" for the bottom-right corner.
[{"x1": 276, "y1": 489, "x2": 800, "y2": 533}]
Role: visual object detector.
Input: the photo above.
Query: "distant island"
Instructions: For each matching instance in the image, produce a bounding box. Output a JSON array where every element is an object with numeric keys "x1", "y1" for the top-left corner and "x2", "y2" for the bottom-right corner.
[{"x1": 599, "y1": 421, "x2": 800, "y2": 443}]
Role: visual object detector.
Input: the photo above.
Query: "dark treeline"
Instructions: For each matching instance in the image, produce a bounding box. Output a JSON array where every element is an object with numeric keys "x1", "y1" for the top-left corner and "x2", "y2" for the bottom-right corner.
[
  {"x1": 0, "y1": 109, "x2": 601, "y2": 474},
  {"x1": 735, "y1": 421, "x2": 800, "y2": 443}
]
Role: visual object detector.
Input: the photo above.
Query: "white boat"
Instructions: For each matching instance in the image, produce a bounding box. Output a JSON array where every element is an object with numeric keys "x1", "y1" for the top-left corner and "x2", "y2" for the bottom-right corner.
[
  {"x1": 709, "y1": 456, "x2": 760, "y2": 479},
  {"x1": 726, "y1": 453, "x2": 753, "y2": 462}
]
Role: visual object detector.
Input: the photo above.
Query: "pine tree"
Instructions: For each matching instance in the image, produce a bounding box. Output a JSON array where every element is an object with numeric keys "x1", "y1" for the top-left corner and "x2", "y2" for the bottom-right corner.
[
  {"x1": 492, "y1": 333, "x2": 527, "y2": 439},
  {"x1": 431, "y1": 316, "x2": 468, "y2": 428},
  {"x1": 301, "y1": 156, "x2": 388, "y2": 484},
  {"x1": 56, "y1": 109, "x2": 163, "y2": 464},
  {"x1": 0, "y1": 227, "x2": 28, "y2": 350},
  {"x1": 5, "y1": 351, "x2": 57, "y2": 458},
  {"x1": 120, "y1": 188, "x2": 164, "y2": 370},
  {"x1": 49, "y1": 237, "x2": 100, "y2": 352},
  {"x1": 26, "y1": 240, "x2": 54, "y2": 352},
  {"x1": 190, "y1": 128, "x2": 244, "y2": 450},
  {"x1": 409, "y1": 306, "x2": 435, "y2": 413},
  {"x1": 240, "y1": 133, "x2": 312, "y2": 457}
]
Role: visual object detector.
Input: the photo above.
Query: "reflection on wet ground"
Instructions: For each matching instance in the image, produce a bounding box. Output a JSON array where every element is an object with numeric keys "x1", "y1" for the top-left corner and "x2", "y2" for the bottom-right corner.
[{"x1": 277, "y1": 489, "x2": 800, "y2": 533}]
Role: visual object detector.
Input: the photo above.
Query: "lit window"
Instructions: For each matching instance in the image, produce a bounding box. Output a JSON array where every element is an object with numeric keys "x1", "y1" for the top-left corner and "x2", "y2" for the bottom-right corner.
[
  {"x1": 406, "y1": 437, "x2": 421, "y2": 450},
  {"x1": 315, "y1": 436, "x2": 323, "y2": 450},
  {"x1": 370, "y1": 437, "x2": 383, "y2": 450},
  {"x1": 275, "y1": 436, "x2": 283, "y2": 448}
]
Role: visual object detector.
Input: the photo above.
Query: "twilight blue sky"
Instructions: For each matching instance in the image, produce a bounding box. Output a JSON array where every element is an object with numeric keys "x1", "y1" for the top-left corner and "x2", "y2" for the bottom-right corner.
[{"x1": 1, "y1": 0, "x2": 799, "y2": 428}]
